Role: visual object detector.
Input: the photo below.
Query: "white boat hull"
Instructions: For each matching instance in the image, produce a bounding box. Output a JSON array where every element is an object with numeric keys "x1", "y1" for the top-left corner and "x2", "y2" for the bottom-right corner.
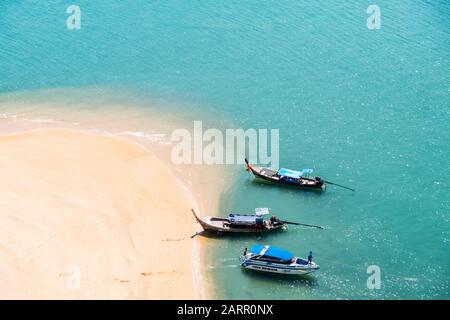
[{"x1": 240, "y1": 256, "x2": 319, "y2": 275}]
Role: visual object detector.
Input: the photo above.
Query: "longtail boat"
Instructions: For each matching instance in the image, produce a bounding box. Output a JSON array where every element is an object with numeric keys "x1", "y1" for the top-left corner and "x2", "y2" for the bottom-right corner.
[
  {"x1": 240, "y1": 244, "x2": 320, "y2": 275},
  {"x1": 244, "y1": 159, "x2": 355, "y2": 192},
  {"x1": 191, "y1": 208, "x2": 289, "y2": 234},
  {"x1": 245, "y1": 158, "x2": 325, "y2": 191}
]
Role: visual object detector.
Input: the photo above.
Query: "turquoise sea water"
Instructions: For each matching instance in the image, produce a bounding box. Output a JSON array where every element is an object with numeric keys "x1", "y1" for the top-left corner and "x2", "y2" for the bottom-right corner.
[{"x1": 1, "y1": 1, "x2": 449, "y2": 299}]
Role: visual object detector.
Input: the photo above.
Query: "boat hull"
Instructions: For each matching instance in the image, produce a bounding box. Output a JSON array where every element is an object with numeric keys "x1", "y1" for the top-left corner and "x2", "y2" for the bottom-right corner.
[
  {"x1": 253, "y1": 172, "x2": 325, "y2": 191},
  {"x1": 191, "y1": 209, "x2": 285, "y2": 234},
  {"x1": 240, "y1": 259, "x2": 319, "y2": 275},
  {"x1": 198, "y1": 219, "x2": 284, "y2": 233},
  {"x1": 246, "y1": 162, "x2": 325, "y2": 191}
]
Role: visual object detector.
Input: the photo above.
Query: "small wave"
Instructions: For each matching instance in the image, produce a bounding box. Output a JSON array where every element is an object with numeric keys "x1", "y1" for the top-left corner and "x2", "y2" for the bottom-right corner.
[
  {"x1": 119, "y1": 131, "x2": 170, "y2": 144},
  {"x1": 0, "y1": 113, "x2": 18, "y2": 120},
  {"x1": 0, "y1": 113, "x2": 64, "y2": 124},
  {"x1": 29, "y1": 118, "x2": 62, "y2": 124}
]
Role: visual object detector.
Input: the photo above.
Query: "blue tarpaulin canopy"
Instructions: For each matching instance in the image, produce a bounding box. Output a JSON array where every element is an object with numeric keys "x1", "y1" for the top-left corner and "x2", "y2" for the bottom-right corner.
[
  {"x1": 278, "y1": 168, "x2": 303, "y2": 178},
  {"x1": 278, "y1": 168, "x2": 313, "y2": 178},
  {"x1": 250, "y1": 245, "x2": 294, "y2": 261}
]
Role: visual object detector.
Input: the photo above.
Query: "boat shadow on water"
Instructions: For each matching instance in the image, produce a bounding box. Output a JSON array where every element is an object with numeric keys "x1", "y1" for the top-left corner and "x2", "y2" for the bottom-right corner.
[{"x1": 240, "y1": 268, "x2": 319, "y2": 288}]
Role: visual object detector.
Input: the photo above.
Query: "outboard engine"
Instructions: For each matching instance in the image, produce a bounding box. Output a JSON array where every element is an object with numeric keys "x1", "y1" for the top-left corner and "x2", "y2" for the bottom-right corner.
[{"x1": 270, "y1": 216, "x2": 279, "y2": 224}]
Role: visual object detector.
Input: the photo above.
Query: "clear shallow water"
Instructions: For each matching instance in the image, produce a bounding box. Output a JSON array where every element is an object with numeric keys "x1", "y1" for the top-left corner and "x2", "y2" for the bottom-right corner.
[{"x1": 1, "y1": 1, "x2": 449, "y2": 299}]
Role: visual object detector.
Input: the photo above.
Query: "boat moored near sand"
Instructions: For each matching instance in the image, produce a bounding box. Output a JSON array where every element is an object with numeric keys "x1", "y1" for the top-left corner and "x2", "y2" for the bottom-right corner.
[
  {"x1": 240, "y1": 245, "x2": 319, "y2": 275},
  {"x1": 245, "y1": 158, "x2": 355, "y2": 192},
  {"x1": 245, "y1": 158, "x2": 325, "y2": 191},
  {"x1": 191, "y1": 208, "x2": 288, "y2": 234}
]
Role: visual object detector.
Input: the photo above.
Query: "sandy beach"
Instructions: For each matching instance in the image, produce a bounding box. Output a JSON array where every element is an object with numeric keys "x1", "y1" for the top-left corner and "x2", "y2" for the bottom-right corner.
[{"x1": 0, "y1": 129, "x2": 203, "y2": 299}]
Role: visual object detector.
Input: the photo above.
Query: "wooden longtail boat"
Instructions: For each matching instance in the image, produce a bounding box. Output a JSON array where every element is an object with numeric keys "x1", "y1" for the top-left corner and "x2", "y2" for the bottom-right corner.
[
  {"x1": 245, "y1": 158, "x2": 326, "y2": 191},
  {"x1": 191, "y1": 208, "x2": 287, "y2": 234}
]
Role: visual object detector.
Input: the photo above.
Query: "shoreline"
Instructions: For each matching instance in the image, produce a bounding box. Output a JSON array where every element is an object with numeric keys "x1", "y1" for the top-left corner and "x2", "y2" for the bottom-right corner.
[{"x1": 0, "y1": 127, "x2": 216, "y2": 299}]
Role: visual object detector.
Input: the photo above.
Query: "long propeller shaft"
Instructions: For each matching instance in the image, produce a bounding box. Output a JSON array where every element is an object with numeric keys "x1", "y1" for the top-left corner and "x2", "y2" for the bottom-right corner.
[
  {"x1": 323, "y1": 180, "x2": 355, "y2": 192},
  {"x1": 282, "y1": 221, "x2": 324, "y2": 229}
]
